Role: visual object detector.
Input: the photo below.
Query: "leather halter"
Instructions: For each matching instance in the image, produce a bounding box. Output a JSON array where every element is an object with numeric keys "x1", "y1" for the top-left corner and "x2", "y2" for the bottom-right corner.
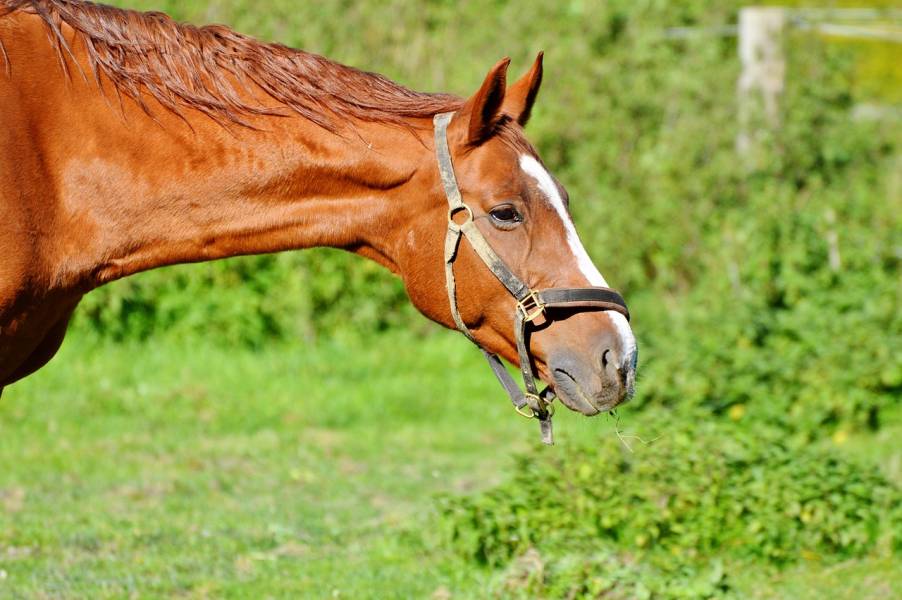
[{"x1": 433, "y1": 112, "x2": 630, "y2": 445}]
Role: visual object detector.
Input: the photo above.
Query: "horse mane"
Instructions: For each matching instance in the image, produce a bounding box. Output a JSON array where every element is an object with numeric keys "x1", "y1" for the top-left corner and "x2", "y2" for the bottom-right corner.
[{"x1": 0, "y1": 0, "x2": 465, "y2": 130}]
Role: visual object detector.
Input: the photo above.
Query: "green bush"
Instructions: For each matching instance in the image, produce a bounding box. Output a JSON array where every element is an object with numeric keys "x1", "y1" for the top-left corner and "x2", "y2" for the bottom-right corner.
[
  {"x1": 634, "y1": 258, "x2": 900, "y2": 438},
  {"x1": 437, "y1": 416, "x2": 902, "y2": 568},
  {"x1": 76, "y1": 249, "x2": 414, "y2": 347}
]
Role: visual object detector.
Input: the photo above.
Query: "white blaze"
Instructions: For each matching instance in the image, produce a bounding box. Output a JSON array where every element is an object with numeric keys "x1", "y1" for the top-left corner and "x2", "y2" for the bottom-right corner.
[{"x1": 519, "y1": 154, "x2": 637, "y2": 367}]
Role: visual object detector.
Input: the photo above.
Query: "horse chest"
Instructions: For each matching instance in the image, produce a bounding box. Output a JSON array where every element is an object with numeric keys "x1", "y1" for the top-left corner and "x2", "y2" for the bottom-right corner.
[{"x1": 0, "y1": 291, "x2": 81, "y2": 387}]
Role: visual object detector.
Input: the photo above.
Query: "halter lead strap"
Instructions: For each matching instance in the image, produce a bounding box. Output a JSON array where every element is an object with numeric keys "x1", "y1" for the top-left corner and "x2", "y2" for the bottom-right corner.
[{"x1": 433, "y1": 112, "x2": 630, "y2": 445}]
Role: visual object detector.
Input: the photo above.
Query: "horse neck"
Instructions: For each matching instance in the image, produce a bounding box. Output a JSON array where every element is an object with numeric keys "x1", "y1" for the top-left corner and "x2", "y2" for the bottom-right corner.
[
  {"x1": 103, "y1": 120, "x2": 420, "y2": 284},
  {"x1": 4, "y1": 10, "x2": 433, "y2": 294},
  {"x1": 39, "y1": 85, "x2": 428, "y2": 291}
]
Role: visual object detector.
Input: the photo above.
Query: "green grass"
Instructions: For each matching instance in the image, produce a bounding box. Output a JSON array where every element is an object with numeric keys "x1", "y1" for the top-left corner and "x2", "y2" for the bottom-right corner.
[
  {"x1": 1, "y1": 330, "x2": 513, "y2": 598},
  {"x1": 1, "y1": 331, "x2": 899, "y2": 598}
]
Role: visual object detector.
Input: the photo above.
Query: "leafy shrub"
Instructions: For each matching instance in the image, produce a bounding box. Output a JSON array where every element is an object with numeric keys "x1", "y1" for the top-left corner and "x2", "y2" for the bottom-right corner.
[
  {"x1": 438, "y1": 416, "x2": 902, "y2": 567},
  {"x1": 633, "y1": 254, "x2": 900, "y2": 437},
  {"x1": 77, "y1": 249, "x2": 414, "y2": 347}
]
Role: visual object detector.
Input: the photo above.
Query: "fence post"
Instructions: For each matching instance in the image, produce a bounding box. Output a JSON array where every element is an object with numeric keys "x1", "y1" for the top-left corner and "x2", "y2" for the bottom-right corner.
[{"x1": 737, "y1": 7, "x2": 786, "y2": 158}]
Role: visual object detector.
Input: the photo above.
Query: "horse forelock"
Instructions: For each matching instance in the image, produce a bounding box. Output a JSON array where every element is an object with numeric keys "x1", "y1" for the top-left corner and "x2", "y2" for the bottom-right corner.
[{"x1": 1, "y1": 0, "x2": 465, "y2": 130}]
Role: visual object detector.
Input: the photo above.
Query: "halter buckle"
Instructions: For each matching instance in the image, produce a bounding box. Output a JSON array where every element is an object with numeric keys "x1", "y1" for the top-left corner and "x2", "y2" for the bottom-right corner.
[
  {"x1": 541, "y1": 398, "x2": 556, "y2": 418},
  {"x1": 517, "y1": 291, "x2": 546, "y2": 323}
]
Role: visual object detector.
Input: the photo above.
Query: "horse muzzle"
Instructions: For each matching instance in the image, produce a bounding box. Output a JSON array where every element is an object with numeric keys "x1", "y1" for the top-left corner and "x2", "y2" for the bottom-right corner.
[{"x1": 548, "y1": 340, "x2": 636, "y2": 416}]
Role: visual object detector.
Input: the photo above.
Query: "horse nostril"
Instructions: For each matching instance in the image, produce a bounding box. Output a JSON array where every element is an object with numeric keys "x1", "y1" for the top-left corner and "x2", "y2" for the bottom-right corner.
[{"x1": 601, "y1": 348, "x2": 621, "y2": 374}]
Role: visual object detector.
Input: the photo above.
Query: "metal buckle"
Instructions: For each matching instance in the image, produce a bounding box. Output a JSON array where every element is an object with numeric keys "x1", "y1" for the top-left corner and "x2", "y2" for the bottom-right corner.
[
  {"x1": 544, "y1": 401, "x2": 556, "y2": 418},
  {"x1": 517, "y1": 291, "x2": 545, "y2": 322}
]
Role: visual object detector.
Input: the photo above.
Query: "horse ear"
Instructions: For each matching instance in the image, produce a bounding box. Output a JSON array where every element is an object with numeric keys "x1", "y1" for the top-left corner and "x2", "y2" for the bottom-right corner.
[
  {"x1": 461, "y1": 57, "x2": 511, "y2": 145},
  {"x1": 502, "y1": 52, "x2": 543, "y2": 126}
]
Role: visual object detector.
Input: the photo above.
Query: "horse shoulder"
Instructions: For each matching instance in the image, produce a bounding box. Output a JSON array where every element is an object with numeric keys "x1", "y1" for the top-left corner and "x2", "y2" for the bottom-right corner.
[{"x1": 0, "y1": 17, "x2": 82, "y2": 386}]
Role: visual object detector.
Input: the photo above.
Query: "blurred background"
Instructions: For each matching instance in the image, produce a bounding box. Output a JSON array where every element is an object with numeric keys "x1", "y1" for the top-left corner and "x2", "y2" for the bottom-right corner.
[{"x1": 1, "y1": 0, "x2": 899, "y2": 597}]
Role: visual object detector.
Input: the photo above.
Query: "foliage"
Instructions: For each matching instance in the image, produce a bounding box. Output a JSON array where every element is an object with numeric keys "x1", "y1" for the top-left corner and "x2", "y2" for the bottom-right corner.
[
  {"x1": 77, "y1": 249, "x2": 415, "y2": 347},
  {"x1": 634, "y1": 259, "x2": 900, "y2": 438},
  {"x1": 438, "y1": 416, "x2": 902, "y2": 570}
]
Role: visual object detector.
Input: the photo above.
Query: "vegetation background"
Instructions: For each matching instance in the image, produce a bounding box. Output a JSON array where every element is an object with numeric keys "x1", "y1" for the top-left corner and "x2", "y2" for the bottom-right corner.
[{"x1": 1, "y1": 0, "x2": 899, "y2": 597}]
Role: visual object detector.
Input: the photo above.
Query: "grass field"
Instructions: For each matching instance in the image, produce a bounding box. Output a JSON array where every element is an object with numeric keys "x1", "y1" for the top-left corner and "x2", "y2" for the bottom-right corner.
[
  {"x1": 1, "y1": 330, "x2": 899, "y2": 598},
  {"x1": 1, "y1": 0, "x2": 899, "y2": 597}
]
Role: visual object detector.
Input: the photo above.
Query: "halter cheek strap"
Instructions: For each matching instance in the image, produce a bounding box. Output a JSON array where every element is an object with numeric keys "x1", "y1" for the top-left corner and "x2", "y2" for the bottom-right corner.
[{"x1": 433, "y1": 112, "x2": 630, "y2": 445}]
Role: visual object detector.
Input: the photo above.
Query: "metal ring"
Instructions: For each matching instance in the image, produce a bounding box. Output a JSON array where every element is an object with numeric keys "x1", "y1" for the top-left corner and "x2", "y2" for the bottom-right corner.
[
  {"x1": 522, "y1": 392, "x2": 554, "y2": 419},
  {"x1": 448, "y1": 204, "x2": 474, "y2": 226},
  {"x1": 515, "y1": 404, "x2": 536, "y2": 419}
]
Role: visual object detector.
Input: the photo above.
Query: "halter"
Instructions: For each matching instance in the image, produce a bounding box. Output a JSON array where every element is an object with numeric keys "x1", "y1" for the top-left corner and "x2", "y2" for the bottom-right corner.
[{"x1": 434, "y1": 112, "x2": 630, "y2": 445}]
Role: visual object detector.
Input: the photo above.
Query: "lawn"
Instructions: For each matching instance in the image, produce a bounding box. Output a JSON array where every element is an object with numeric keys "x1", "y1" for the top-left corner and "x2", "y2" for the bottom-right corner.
[
  {"x1": 1, "y1": 331, "x2": 899, "y2": 598},
  {"x1": 1, "y1": 0, "x2": 899, "y2": 596},
  {"x1": 1, "y1": 330, "x2": 513, "y2": 597}
]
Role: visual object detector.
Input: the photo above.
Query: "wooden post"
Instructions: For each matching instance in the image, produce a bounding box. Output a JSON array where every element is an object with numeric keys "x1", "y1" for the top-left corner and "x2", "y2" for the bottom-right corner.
[{"x1": 737, "y1": 7, "x2": 786, "y2": 157}]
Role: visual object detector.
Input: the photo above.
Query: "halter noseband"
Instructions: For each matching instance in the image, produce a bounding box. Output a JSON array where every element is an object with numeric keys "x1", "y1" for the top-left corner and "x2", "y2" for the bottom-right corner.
[{"x1": 434, "y1": 112, "x2": 630, "y2": 445}]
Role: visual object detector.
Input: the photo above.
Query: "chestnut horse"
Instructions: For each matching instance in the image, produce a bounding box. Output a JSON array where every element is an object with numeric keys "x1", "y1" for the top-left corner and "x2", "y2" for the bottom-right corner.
[{"x1": 0, "y1": 0, "x2": 637, "y2": 434}]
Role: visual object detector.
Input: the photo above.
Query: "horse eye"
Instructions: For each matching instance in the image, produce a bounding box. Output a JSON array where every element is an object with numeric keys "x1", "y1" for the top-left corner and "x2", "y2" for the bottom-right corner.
[{"x1": 490, "y1": 205, "x2": 522, "y2": 225}]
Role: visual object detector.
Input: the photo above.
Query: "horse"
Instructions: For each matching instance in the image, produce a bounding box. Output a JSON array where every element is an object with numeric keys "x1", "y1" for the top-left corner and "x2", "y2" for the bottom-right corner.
[{"x1": 0, "y1": 0, "x2": 637, "y2": 440}]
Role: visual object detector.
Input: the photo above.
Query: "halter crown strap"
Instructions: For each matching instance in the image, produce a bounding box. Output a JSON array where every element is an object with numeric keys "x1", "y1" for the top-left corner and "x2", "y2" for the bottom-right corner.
[
  {"x1": 432, "y1": 111, "x2": 630, "y2": 445},
  {"x1": 434, "y1": 113, "x2": 532, "y2": 302},
  {"x1": 435, "y1": 112, "x2": 476, "y2": 341}
]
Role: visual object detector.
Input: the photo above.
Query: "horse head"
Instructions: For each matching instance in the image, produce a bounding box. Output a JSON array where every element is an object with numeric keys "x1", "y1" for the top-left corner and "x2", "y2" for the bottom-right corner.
[{"x1": 399, "y1": 55, "x2": 637, "y2": 423}]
